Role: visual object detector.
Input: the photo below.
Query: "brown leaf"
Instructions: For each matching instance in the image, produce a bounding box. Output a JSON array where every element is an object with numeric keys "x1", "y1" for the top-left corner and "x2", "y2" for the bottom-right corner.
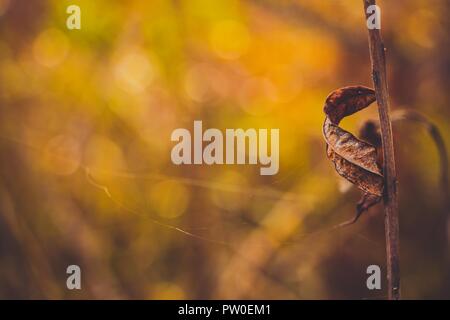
[
  {"x1": 324, "y1": 86, "x2": 377, "y2": 125},
  {"x1": 323, "y1": 86, "x2": 383, "y2": 224}
]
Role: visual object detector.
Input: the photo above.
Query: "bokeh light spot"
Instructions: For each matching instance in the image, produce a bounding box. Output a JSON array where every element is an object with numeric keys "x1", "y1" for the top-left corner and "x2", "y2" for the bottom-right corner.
[
  {"x1": 42, "y1": 135, "x2": 81, "y2": 175},
  {"x1": 150, "y1": 179, "x2": 190, "y2": 219},
  {"x1": 114, "y1": 49, "x2": 155, "y2": 94},
  {"x1": 210, "y1": 20, "x2": 250, "y2": 60},
  {"x1": 84, "y1": 135, "x2": 126, "y2": 171},
  {"x1": 33, "y1": 28, "x2": 70, "y2": 68}
]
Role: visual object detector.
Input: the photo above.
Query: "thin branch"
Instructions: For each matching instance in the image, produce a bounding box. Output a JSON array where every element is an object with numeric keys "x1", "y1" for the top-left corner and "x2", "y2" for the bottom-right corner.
[{"x1": 363, "y1": 0, "x2": 400, "y2": 300}]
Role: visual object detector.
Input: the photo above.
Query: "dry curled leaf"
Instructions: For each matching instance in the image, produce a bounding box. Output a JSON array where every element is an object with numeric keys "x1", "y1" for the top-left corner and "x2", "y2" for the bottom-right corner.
[{"x1": 323, "y1": 86, "x2": 383, "y2": 224}]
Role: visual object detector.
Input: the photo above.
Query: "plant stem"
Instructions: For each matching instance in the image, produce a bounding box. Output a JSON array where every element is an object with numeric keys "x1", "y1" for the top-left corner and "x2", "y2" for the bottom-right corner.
[{"x1": 363, "y1": 0, "x2": 400, "y2": 300}]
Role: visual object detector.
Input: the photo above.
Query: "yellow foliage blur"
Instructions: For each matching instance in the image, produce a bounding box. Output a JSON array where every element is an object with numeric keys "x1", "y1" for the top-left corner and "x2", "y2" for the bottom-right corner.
[{"x1": 0, "y1": 0, "x2": 449, "y2": 299}]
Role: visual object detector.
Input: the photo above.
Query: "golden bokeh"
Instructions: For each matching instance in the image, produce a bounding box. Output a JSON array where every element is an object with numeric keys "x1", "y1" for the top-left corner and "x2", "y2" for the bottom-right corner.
[{"x1": 0, "y1": 0, "x2": 448, "y2": 300}]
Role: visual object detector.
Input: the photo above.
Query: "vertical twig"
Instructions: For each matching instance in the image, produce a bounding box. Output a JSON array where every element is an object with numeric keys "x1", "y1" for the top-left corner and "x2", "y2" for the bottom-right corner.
[{"x1": 363, "y1": 0, "x2": 400, "y2": 300}]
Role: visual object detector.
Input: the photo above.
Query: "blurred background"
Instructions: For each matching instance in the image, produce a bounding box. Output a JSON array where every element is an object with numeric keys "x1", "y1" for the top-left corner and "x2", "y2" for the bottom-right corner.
[{"x1": 0, "y1": 0, "x2": 449, "y2": 299}]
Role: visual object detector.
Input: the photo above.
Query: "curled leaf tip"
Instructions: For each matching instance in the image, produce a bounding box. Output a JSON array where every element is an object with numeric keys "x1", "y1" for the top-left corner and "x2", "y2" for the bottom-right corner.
[{"x1": 324, "y1": 86, "x2": 376, "y2": 124}]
